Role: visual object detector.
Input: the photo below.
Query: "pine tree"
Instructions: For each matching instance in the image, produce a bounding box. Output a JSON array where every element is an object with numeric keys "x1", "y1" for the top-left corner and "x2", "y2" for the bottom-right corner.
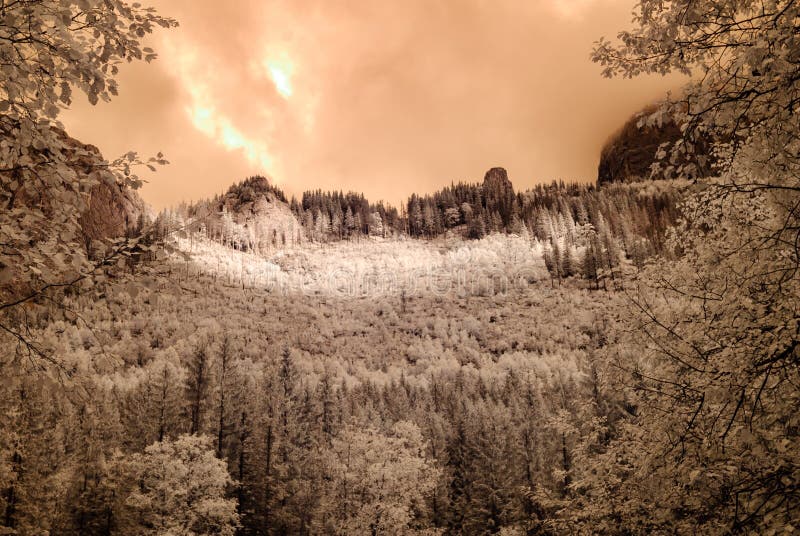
[
  {"x1": 344, "y1": 207, "x2": 355, "y2": 239},
  {"x1": 186, "y1": 340, "x2": 213, "y2": 436}
]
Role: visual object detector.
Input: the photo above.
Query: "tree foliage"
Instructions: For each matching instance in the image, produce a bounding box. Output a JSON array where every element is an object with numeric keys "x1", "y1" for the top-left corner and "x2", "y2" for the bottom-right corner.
[
  {"x1": 560, "y1": 0, "x2": 800, "y2": 532},
  {"x1": 124, "y1": 434, "x2": 239, "y2": 536},
  {"x1": 0, "y1": 0, "x2": 176, "y2": 323}
]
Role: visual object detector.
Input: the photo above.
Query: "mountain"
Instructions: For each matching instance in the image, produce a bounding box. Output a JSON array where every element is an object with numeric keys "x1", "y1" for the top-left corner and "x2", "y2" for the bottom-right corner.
[
  {"x1": 597, "y1": 104, "x2": 713, "y2": 184},
  {"x1": 182, "y1": 176, "x2": 303, "y2": 251},
  {"x1": 59, "y1": 132, "x2": 147, "y2": 248}
]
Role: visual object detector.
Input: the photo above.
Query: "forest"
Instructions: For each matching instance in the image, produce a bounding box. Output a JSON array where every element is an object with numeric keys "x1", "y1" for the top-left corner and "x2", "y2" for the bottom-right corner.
[
  {"x1": 160, "y1": 172, "x2": 683, "y2": 291},
  {"x1": 1, "y1": 0, "x2": 798, "y2": 535}
]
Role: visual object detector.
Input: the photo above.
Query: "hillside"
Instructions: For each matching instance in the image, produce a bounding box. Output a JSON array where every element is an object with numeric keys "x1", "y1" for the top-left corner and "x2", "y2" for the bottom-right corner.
[
  {"x1": 166, "y1": 170, "x2": 685, "y2": 291},
  {"x1": 597, "y1": 103, "x2": 714, "y2": 184},
  {"x1": 1, "y1": 136, "x2": 689, "y2": 533},
  {"x1": 175, "y1": 232, "x2": 548, "y2": 297},
  {"x1": 3, "y1": 150, "x2": 791, "y2": 536},
  {"x1": 8, "y1": 230, "x2": 622, "y2": 534},
  {"x1": 3, "y1": 0, "x2": 797, "y2": 533}
]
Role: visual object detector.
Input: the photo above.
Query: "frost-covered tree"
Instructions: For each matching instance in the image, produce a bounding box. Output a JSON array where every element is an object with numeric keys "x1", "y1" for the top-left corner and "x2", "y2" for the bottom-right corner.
[
  {"x1": 369, "y1": 211, "x2": 384, "y2": 237},
  {"x1": 124, "y1": 434, "x2": 239, "y2": 536},
  {"x1": 0, "y1": 0, "x2": 175, "y2": 366},
  {"x1": 344, "y1": 207, "x2": 356, "y2": 238},
  {"x1": 325, "y1": 421, "x2": 439, "y2": 534},
  {"x1": 562, "y1": 0, "x2": 800, "y2": 532}
]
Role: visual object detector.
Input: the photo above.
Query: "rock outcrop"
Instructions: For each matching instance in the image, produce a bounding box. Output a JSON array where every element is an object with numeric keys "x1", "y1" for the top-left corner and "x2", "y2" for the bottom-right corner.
[
  {"x1": 59, "y1": 132, "x2": 147, "y2": 244},
  {"x1": 1, "y1": 125, "x2": 147, "y2": 302},
  {"x1": 598, "y1": 104, "x2": 713, "y2": 185},
  {"x1": 79, "y1": 172, "x2": 146, "y2": 243},
  {"x1": 210, "y1": 176, "x2": 302, "y2": 250},
  {"x1": 482, "y1": 167, "x2": 514, "y2": 195},
  {"x1": 482, "y1": 167, "x2": 517, "y2": 227}
]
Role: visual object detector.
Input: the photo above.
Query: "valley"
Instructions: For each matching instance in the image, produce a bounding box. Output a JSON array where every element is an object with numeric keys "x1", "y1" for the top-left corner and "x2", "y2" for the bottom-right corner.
[
  {"x1": 2, "y1": 0, "x2": 798, "y2": 533},
  {"x1": 21, "y1": 233, "x2": 623, "y2": 534}
]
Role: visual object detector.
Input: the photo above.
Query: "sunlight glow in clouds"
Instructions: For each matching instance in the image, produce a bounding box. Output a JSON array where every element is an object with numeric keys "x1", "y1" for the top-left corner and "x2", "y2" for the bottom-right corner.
[
  {"x1": 168, "y1": 36, "x2": 276, "y2": 178},
  {"x1": 87, "y1": 0, "x2": 681, "y2": 209},
  {"x1": 265, "y1": 57, "x2": 294, "y2": 99},
  {"x1": 189, "y1": 102, "x2": 273, "y2": 171},
  {"x1": 189, "y1": 103, "x2": 274, "y2": 171}
]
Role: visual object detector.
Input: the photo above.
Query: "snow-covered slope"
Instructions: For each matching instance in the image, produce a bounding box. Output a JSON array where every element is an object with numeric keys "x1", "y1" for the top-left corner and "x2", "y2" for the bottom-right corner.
[{"x1": 174, "y1": 233, "x2": 549, "y2": 297}]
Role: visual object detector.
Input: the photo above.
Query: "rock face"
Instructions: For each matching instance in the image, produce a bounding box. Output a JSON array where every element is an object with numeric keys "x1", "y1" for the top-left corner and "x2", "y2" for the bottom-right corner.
[
  {"x1": 598, "y1": 105, "x2": 682, "y2": 184},
  {"x1": 0, "y1": 126, "x2": 146, "y2": 302},
  {"x1": 482, "y1": 167, "x2": 513, "y2": 193},
  {"x1": 55, "y1": 132, "x2": 146, "y2": 245},
  {"x1": 79, "y1": 175, "x2": 146, "y2": 243},
  {"x1": 598, "y1": 104, "x2": 713, "y2": 185},
  {"x1": 218, "y1": 176, "x2": 297, "y2": 229},
  {"x1": 482, "y1": 167, "x2": 517, "y2": 227},
  {"x1": 6, "y1": 128, "x2": 145, "y2": 245}
]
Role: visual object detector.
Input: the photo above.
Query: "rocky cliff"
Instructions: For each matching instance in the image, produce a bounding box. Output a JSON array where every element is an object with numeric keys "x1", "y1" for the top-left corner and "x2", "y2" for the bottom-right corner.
[
  {"x1": 78, "y1": 168, "x2": 146, "y2": 244},
  {"x1": 482, "y1": 167, "x2": 517, "y2": 227},
  {"x1": 598, "y1": 104, "x2": 713, "y2": 185},
  {"x1": 60, "y1": 138, "x2": 147, "y2": 258}
]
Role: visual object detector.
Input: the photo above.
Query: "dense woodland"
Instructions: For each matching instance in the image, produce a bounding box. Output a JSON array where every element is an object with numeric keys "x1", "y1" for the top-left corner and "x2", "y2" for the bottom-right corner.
[
  {"x1": 178, "y1": 170, "x2": 681, "y2": 247},
  {"x1": 163, "y1": 172, "x2": 683, "y2": 290},
  {"x1": 1, "y1": 263, "x2": 624, "y2": 535},
  {"x1": 1, "y1": 0, "x2": 798, "y2": 534}
]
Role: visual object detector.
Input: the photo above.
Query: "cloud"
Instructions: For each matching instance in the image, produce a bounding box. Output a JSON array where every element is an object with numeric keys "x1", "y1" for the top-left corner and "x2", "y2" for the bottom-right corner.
[
  {"x1": 60, "y1": 0, "x2": 683, "y2": 209},
  {"x1": 264, "y1": 57, "x2": 294, "y2": 99},
  {"x1": 164, "y1": 35, "x2": 276, "y2": 177},
  {"x1": 546, "y1": 0, "x2": 617, "y2": 20}
]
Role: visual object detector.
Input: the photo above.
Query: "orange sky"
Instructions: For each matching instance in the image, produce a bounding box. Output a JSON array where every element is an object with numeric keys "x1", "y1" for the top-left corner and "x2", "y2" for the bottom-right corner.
[{"x1": 62, "y1": 0, "x2": 684, "y2": 210}]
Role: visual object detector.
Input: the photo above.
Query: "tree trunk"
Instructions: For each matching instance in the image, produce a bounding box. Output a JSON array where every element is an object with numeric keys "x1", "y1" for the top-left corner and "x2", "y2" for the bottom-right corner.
[{"x1": 263, "y1": 424, "x2": 273, "y2": 532}]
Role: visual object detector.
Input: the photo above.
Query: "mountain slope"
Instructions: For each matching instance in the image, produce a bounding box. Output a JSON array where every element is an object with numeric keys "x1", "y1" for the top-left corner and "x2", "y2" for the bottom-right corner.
[{"x1": 597, "y1": 104, "x2": 713, "y2": 184}]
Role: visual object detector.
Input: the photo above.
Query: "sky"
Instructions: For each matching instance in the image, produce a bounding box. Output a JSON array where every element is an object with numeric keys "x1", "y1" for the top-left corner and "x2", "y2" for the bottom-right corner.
[{"x1": 62, "y1": 0, "x2": 684, "y2": 210}]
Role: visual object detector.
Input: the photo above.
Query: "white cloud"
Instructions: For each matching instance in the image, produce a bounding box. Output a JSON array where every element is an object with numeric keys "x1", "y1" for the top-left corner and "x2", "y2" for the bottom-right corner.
[{"x1": 166, "y1": 36, "x2": 277, "y2": 178}]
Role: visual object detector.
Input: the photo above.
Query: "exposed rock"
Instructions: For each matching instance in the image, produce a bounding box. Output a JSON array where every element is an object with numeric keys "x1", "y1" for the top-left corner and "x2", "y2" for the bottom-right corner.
[
  {"x1": 79, "y1": 176, "x2": 146, "y2": 242},
  {"x1": 482, "y1": 167, "x2": 517, "y2": 227},
  {"x1": 3, "y1": 126, "x2": 144, "y2": 245},
  {"x1": 482, "y1": 167, "x2": 514, "y2": 195},
  {"x1": 219, "y1": 175, "x2": 286, "y2": 214},
  {"x1": 0, "y1": 124, "x2": 146, "y2": 302},
  {"x1": 210, "y1": 176, "x2": 301, "y2": 250},
  {"x1": 219, "y1": 176, "x2": 297, "y2": 228},
  {"x1": 67, "y1": 137, "x2": 146, "y2": 246},
  {"x1": 598, "y1": 104, "x2": 712, "y2": 185}
]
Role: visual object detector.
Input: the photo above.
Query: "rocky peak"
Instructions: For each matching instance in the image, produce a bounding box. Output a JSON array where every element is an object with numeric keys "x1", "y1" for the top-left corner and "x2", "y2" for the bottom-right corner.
[
  {"x1": 482, "y1": 167, "x2": 513, "y2": 193},
  {"x1": 481, "y1": 167, "x2": 517, "y2": 227},
  {"x1": 220, "y1": 175, "x2": 286, "y2": 214},
  {"x1": 598, "y1": 104, "x2": 714, "y2": 185}
]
